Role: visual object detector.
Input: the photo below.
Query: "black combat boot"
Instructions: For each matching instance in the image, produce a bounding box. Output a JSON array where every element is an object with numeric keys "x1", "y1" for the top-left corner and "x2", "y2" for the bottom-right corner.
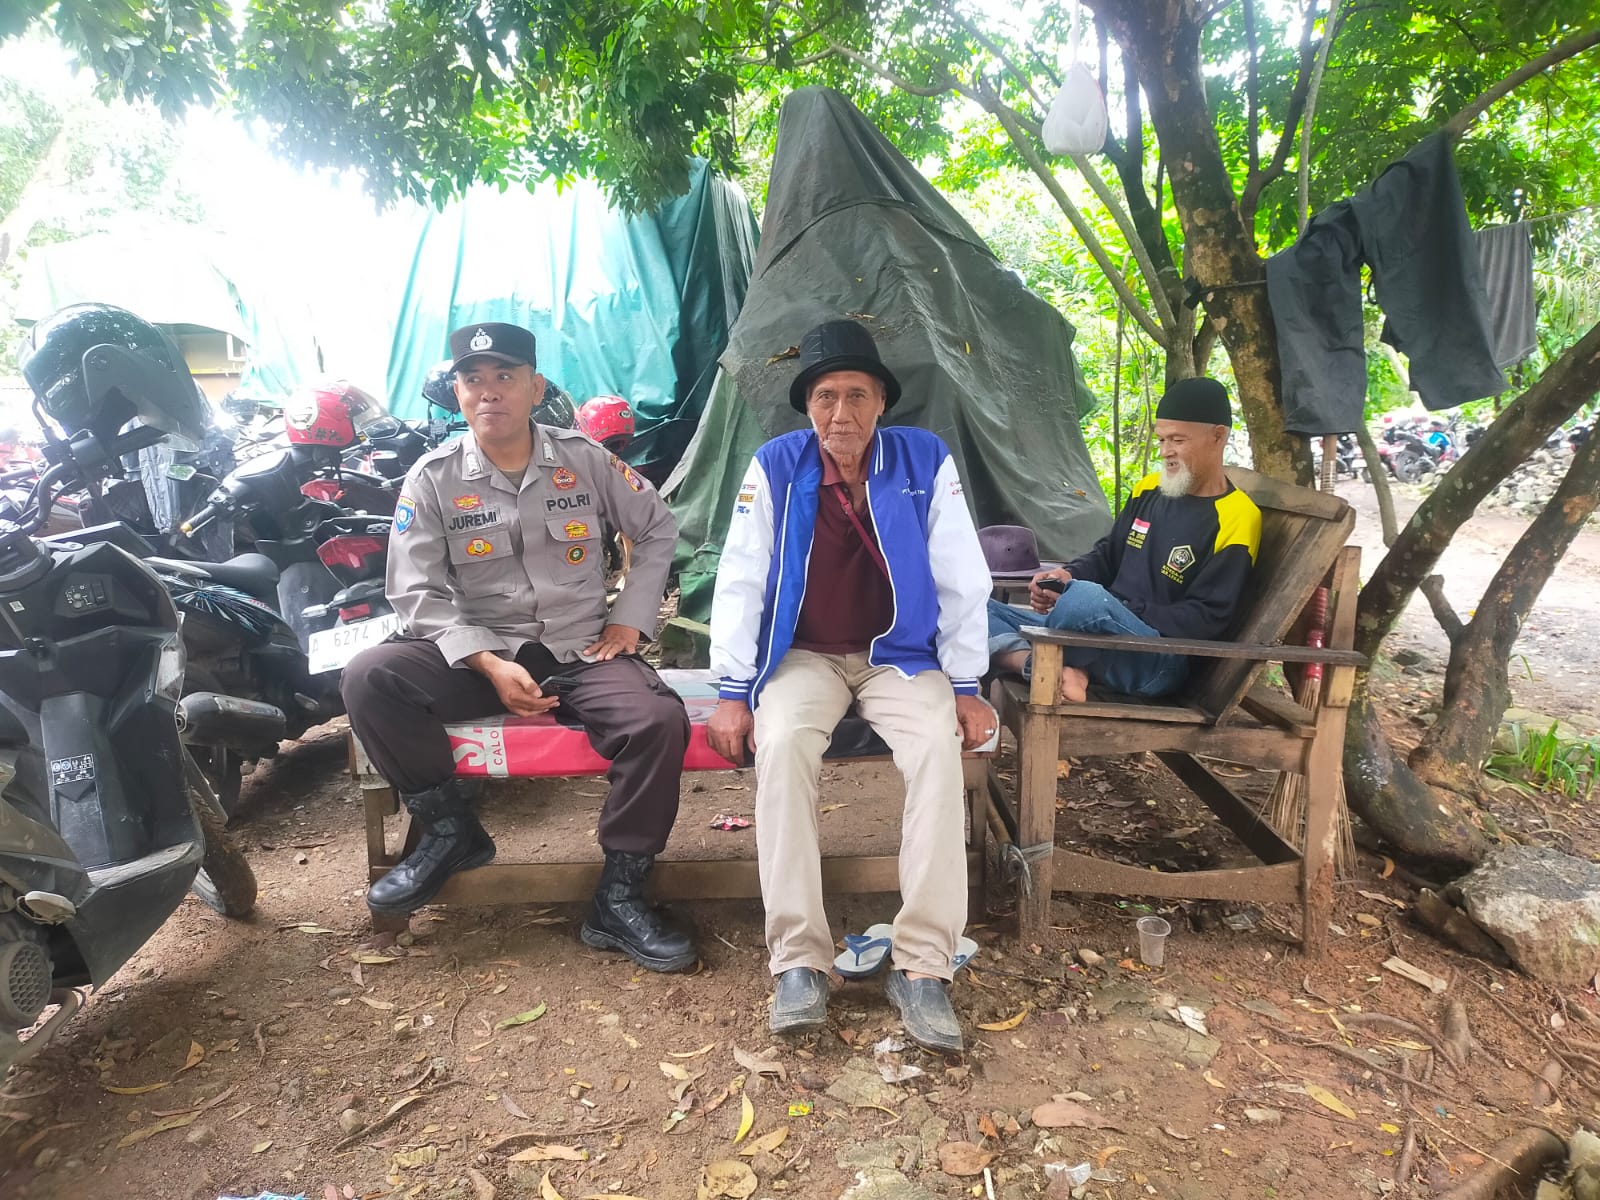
[
  {"x1": 580, "y1": 851, "x2": 697, "y2": 972},
  {"x1": 367, "y1": 779, "x2": 495, "y2": 917}
]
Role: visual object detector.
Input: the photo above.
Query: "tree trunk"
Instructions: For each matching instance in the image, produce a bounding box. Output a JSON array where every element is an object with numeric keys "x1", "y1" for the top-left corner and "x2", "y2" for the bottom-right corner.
[
  {"x1": 1086, "y1": 0, "x2": 1310, "y2": 484},
  {"x1": 1355, "y1": 318, "x2": 1600, "y2": 660},
  {"x1": 1409, "y1": 428, "x2": 1600, "y2": 796},
  {"x1": 1344, "y1": 676, "x2": 1488, "y2": 868}
]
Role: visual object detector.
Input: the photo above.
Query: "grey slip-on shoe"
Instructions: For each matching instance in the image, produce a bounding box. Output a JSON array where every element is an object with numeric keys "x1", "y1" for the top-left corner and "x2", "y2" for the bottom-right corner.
[
  {"x1": 885, "y1": 968, "x2": 963, "y2": 1054},
  {"x1": 770, "y1": 967, "x2": 829, "y2": 1035}
]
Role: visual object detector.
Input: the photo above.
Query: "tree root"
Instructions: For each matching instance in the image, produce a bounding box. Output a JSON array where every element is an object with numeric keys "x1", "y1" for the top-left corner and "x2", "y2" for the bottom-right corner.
[
  {"x1": 1432, "y1": 1126, "x2": 1564, "y2": 1200},
  {"x1": 1396, "y1": 1053, "x2": 1435, "y2": 1191},
  {"x1": 1340, "y1": 1012, "x2": 1451, "y2": 1068},
  {"x1": 1441, "y1": 998, "x2": 1477, "y2": 1074},
  {"x1": 1282, "y1": 1035, "x2": 1457, "y2": 1102}
]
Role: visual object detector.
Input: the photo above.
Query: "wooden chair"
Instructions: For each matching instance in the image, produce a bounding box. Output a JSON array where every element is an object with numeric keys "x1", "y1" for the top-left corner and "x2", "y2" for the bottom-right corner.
[{"x1": 991, "y1": 467, "x2": 1365, "y2": 953}]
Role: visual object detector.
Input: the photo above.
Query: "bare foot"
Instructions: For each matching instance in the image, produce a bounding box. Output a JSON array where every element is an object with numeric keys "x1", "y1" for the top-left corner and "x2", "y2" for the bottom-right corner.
[
  {"x1": 1057, "y1": 665, "x2": 1089, "y2": 703},
  {"x1": 994, "y1": 649, "x2": 1030, "y2": 676}
]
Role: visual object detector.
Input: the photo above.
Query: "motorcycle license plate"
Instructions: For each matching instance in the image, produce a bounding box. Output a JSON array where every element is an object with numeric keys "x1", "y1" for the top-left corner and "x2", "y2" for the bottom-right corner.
[{"x1": 308, "y1": 613, "x2": 402, "y2": 674}]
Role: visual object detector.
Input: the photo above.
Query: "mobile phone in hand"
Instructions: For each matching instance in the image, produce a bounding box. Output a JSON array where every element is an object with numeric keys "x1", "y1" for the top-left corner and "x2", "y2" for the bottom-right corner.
[{"x1": 1036, "y1": 577, "x2": 1068, "y2": 595}]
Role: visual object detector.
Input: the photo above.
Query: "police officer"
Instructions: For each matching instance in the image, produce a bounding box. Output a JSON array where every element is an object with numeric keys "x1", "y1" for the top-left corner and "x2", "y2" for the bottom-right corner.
[{"x1": 343, "y1": 322, "x2": 696, "y2": 972}]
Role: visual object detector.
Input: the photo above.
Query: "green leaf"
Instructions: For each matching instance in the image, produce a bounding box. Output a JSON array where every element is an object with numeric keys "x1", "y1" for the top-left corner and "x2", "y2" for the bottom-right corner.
[{"x1": 496, "y1": 1002, "x2": 548, "y2": 1030}]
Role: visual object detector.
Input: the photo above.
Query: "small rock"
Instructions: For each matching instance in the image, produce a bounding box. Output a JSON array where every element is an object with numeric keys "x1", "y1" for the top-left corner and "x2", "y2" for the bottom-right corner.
[
  {"x1": 338, "y1": 1109, "x2": 365, "y2": 1135},
  {"x1": 1076, "y1": 949, "x2": 1104, "y2": 969},
  {"x1": 1243, "y1": 1107, "x2": 1283, "y2": 1125},
  {"x1": 34, "y1": 1147, "x2": 60, "y2": 1169},
  {"x1": 1535, "y1": 1179, "x2": 1574, "y2": 1200},
  {"x1": 328, "y1": 986, "x2": 353, "y2": 1000},
  {"x1": 1571, "y1": 1127, "x2": 1600, "y2": 1171},
  {"x1": 396, "y1": 932, "x2": 416, "y2": 947},
  {"x1": 184, "y1": 1124, "x2": 214, "y2": 1148}
]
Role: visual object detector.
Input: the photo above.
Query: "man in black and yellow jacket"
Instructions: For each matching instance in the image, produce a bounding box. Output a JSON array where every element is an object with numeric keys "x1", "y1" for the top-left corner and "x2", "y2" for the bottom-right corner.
[{"x1": 989, "y1": 378, "x2": 1261, "y2": 702}]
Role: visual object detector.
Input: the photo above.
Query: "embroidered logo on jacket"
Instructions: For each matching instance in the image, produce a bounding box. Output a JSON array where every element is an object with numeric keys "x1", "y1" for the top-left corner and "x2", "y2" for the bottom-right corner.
[
  {"x1": 394, "y1": 497, "x2": 416, "y2": 533},
  {"x1": 566, "y1": 545, "x2": 587, "y2": 565},
  {"x1": 453, "y1": 494, "x2": 482, "y2": 510},
  {"x1": 1127, "y1": 517, "x2": 1150, "y2": 549},
  {"x1": 466, "y1": 538, "x2": 494, "y2": 557},
  {"x1": 563, "y1": 520, "x2": 590, "y2": 540},
  {"x1": 552, "y1": 467, "x2": 578, "y2": 490},
  {"x1": 1162, "y1": 544, "x2": 1195, "y2": 583}
]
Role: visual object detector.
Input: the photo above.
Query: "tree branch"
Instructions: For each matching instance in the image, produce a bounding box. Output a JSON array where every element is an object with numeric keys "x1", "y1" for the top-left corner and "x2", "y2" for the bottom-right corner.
[
  {"x1": 820, "y1": 41, "x2": 957, "y2": 98},
  {"x1": 1442, "y1": 25, "x2": 1600, "y2": 141},
  {"x1": 945, "y1": 5, "x2": 1047, "y2": 114},
  {"x1": 1419, "y1": 574, "x2": 1464, "y2": 644},
  {"x1": 1242, "y1": 0, "x2": 1260, "y2": 178},
  {"x1": 1239, "y1": 0, "x2": 1320, "y2": 226},
  {"x1": 1297, "y1": 0, "x2": 1345, "y2": 231},
  {"x1": 1069, "y1": 151, "x2": 1178, "y2": 334},
  {"x1": 977, "y1": 85, "x2": 1168, "y2": 347}
]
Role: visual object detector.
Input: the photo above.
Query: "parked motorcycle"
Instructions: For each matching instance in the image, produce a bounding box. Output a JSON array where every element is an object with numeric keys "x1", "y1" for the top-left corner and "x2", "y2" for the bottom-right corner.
[{"x1": 2, "y1": 304, "x2": 257, "y2": 1071}]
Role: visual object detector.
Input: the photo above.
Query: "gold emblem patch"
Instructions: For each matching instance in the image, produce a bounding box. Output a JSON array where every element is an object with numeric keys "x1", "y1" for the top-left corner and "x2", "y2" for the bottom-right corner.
[
  {"x1": 566, "y1": 544, "x2": 587, "y2": 565},
  {"x1": 466, "y1": 538, "x2": 493, "y2": 557},
  {"x1": 563, "y1": 520, "x2": 590, "y2": 540},
  {"x1": 552, "y1": 467, "x2": 578, "y2": 490}
]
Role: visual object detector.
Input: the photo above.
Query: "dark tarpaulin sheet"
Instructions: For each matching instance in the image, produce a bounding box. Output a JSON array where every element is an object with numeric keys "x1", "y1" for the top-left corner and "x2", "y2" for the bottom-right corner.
[
  {"x1": 666, "y1": 86, "x2": 1110, "y2": 620},
  {"x1": 385, "y1": 160, "x2": 757, "y2": 474}
]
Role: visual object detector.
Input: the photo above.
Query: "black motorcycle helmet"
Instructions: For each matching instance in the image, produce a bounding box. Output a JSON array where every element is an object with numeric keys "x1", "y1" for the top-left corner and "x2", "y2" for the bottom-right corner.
[
  {"x1": 421, "y1": 359, "x2": 458, "y2": 414},
  {"x1": 18, "y1": 303, "x2": 207, "y2": 450}
]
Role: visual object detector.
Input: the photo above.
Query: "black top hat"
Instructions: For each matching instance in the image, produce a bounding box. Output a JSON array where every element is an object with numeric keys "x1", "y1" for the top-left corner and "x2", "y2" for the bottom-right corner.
[
  {"x1": 448, "y1": 322, "x2": 538, "y2": 374},
  {"x1": 788, "y1": 319, "x2": 902, "y2": 413}
]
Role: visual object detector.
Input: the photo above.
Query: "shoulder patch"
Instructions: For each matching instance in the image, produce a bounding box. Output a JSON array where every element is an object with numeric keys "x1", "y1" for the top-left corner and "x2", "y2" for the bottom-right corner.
[
  {"x1": 608, "y1": 454, "x2": 645, "y2": 493},
  {"x1": 394, "y1": 496, "x2": 416, "y2": 533}
]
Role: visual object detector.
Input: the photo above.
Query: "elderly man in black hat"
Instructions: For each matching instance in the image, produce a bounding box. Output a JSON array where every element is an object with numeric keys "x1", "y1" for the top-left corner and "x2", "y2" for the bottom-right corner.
[
  {"x1": 988, "y1": 377, "x2": 1262, "y2": 701},
  {"x1": 706, "y1": 319, "x2": 993, "y2": 1053}
]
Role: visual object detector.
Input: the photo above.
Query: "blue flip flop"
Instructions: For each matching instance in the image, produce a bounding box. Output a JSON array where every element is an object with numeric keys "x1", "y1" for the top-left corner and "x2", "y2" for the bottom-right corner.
[
  {"x1": 835, "y1": 923, "x2": 894, "y2": 978},
  {"x1": 835, "y1": 929, "x2": 981, "y2": 979}
]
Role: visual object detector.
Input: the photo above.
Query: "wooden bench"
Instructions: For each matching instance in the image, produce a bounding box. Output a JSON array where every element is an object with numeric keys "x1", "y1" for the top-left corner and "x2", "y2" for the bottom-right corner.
[
  {"x1": 990, "y1": 467, "x2": 1365, "y2": 952},
  {"x1": 352, "y1": 670, "x2": 996, "y2": 932}
]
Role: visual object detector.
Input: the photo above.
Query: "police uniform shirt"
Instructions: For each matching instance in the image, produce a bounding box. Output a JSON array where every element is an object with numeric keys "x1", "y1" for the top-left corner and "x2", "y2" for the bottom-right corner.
[
  {"x1": 1065, "y1": 472, "x2": 1262, "y2": 640},
  {"x1": 386, "y1": 423, "x2": 675, "y2": 666}
]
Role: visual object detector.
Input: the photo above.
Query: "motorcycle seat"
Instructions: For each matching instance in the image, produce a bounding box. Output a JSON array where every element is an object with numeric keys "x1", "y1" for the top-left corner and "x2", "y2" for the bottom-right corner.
[{"x1": 190, "y1": 553, "x2": 282, "y2": 602}]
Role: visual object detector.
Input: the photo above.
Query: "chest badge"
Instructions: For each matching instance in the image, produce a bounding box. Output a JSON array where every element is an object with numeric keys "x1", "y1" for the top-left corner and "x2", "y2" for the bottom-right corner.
[
  {"x1": 453, "y1": 493, "x2": 482, "y2": 510},
  {"x1": 1162, "y1": 544, "x2": 1195, "y2": 583},
  {"x1": 1127, "y1": 517, "x2": 1150, "y2": 549},
  {"x1": 466, "y1": 537, "x2": 494, "y2": 558},
  {"x1": 552, "y1": 466, "x2": 578, "y2": 490},
  {"x1": 563, "y1": 520, "x2": 590, "y2": 540},
  {"x1": 565, "y1": 544, "x2": 588, "y2": 565}
]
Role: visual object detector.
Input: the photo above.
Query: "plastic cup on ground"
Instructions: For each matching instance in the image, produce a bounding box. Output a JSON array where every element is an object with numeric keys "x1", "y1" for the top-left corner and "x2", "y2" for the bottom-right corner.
[{"x1": 1136, "y1": 916, "x2": 1171, "y2": 967}]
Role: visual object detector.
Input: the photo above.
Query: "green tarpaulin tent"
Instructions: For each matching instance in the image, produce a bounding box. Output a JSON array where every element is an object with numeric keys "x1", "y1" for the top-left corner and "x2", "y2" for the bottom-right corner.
[{"x1": 666, "y1": 88, "x2": 1111, "y2": 621}]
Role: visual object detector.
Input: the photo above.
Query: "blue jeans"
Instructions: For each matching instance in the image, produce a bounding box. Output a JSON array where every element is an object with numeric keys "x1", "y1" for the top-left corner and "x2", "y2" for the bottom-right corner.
[{"x1": 986, "y1": 582, "x2": 1187, "y2": 699}]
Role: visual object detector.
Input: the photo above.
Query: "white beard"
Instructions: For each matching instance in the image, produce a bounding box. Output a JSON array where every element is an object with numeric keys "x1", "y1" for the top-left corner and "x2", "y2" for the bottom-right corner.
[{"x1": 1158, "y1": 461, "x2": 1194, "y2": 498}]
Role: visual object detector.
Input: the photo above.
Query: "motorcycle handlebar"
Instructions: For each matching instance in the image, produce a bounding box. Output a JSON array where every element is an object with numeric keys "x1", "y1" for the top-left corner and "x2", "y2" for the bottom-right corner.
[{"x1": 180, "y1": 501, "x2": 223, "y2": 538}]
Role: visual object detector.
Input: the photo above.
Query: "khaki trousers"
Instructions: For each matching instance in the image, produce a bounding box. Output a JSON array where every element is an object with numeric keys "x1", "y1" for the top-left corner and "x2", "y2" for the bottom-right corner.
[{"x1": 752, "y1": 651, "x2": 967, "y2": 979}]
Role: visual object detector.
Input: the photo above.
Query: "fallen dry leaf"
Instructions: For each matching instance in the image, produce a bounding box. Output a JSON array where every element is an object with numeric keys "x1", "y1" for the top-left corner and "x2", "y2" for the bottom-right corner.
[
  {"x1": 351, "y1": 953, "x2": 399, "y2": 965},
  {"x1": 393, "y1": 1145, "x2": 435, "y2": 1168},
  {"x1": 1354, "y1": 914, "x2": 1383, "y2": 928},
  {"x1": 977, "y1": 1009, "x2": 1028, "y2": 1032},
  {"x1": 1203, "y1": 1072, "x2": 1225, "y2": 1089},
  {"x1": 668, "y1": 1042, "x2": 715, "y2": 1059},
  {"x1": 697, "y1": 1159, "x2": 757, "y2": 1200},
  {"x1": 1162, "y1": 1125, "x2": 1192, "y2": 1141},
  {"x1": 509, "y1": 1144, "x2": 589, "y2": 1163},
  {"x1": 1097, "y1": 1145, "x2": 1129, "y2": 1168},
  {"x1": 739, "y1": 1126, "x2": 789, "y2": 1156},
  {"x1": 251, "y1": 1139, "x2": 273, "y2": 1154},
  {"x1": 117, "y1": 1112, "x2": 197, "y2": 1147},
  {"x1": 977, "y1": 1114, "x2": 999, "y2": 1140},
  {"x1": 937, "y1": 1141, "x2": 996, "y2": 1176},
  {"x1": 1381, "y1": 957, "x2": 1447, "y2": 995},
  {"x1": 539, "y1": 1170, "x2": 565, "y2": 1200},
  {"x1": 501, "y1": 1093, "x2": 531, "y2": 1120},
  {"x1": 612, "y1": 1074, "x2": 630, "y2": 1094},
  {"x1": 1304, "y1": 1082, "x2": 1356, "y2": 1119},
  {"x1": 180, "y1": 1040, "x2": 204, "y2": 1072},
  {"x1": 1032, "y1": 1099, "x2": 1119, "y2": 1130},
  {"x1": 103, "y1": 1082, "x2": 171, "y2": 1096},
  {"x1": 732, "y1": 1045, "x2": 786, "y2": 1082},
  {"x1": 733, "y1": 1094, "x2": 754, "y2": 1144},
  {"x1": 1381, "y1": 857, "x2": 1396, "y2": 879},
  {"x1": 819, "y1": 803, "x2": 848, "y2": 814},
  {"x1": 659, "y1": 1061, "x2": 692, "y2": 1082},
  {"x1": 358, "y1": 996, "x2": 397, "y2": 1011}
]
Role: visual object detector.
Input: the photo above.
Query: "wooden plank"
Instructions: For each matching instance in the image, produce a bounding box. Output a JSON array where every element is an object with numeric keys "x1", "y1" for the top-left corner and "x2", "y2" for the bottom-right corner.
[
  {"x1": 364, "y1": 785, "x2": 398, "y2": 868},
  {"x1": 1029, "y1": 640, "x2": 1063, "y2": 708},
  {"x1": 1020, "y1": 626, "x2": 1366, "y2": 666},
  {"x1": 1225, "y1": 466, "x2": 1351, "y2": 521},
  {"x1": 1154, "y1": 751, "x2": 1301, "y2": 865},
  {"x1": 1001, "y1": 706, "x2": 1309, "y2": 772},
  {"x1": 1025, "y1": 700, "x2": 1208, "y2": 724},
  {"x1": 1238, "y1": 685, "x2": 1317, "y2": 732},
  {"x1": 370, "y1": 852, "x2": 982, "y2": 903},
  {"x1": 1016, "y1": 708, "x2": 1060, "y2": 940},
  {"x1": 1322, "y1": 546, "x2": 1362, "y2": 710},
  {"x1": 1049, "y1": 850, "x2": 1303, "y2": 905}
]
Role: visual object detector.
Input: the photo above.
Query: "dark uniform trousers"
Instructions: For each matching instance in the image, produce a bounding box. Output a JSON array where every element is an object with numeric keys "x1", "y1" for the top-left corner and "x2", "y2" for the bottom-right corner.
[{"x1": 343, "y1": 638, "x2": 690, "y2": 855}]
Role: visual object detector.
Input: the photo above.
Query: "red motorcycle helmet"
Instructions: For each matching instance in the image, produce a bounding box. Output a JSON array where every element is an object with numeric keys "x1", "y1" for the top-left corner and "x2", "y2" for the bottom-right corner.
[
  {"x1": 284, "y1": 381, "x2": 383, "y2": 449},
  {"x1": 575, "y1": 395, "x2": 636, "y2": 454}
]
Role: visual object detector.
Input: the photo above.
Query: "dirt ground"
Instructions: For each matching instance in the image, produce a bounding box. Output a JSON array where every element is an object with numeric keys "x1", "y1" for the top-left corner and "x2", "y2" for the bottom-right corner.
[{"x1": 3, "y1": 488, "x2": 1598, "y2": 1200}]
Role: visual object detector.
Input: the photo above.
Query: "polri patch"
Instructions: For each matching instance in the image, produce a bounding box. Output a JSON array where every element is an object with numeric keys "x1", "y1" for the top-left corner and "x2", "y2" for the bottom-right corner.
[
  {"x1": 453, "y1": 493, "x2": 482, "y2": 510},
  {"x1": 552, "y1": 466, "x2": 578, "y2": 490},
  {"x1": 394, "y1": 497, "x2": 416, "y2": 533},
  {"x1": 566, "y1": 544, "x2": 587, "y2": 565},
  {"x1": 466, "y1": 537, "x2": 494, "y2": 557},
  {"x1": 609, "y1": 454, "x2": 644, "y2": 492},
  {"x1": 563, "y1": 520, "x2": 590, "y2": 540}
]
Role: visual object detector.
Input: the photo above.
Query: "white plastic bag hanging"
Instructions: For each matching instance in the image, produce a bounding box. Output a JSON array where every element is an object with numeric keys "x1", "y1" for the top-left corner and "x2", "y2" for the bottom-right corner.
[{"x1": 1041, "y1": 0, "x2": 1109, "y2": 155}]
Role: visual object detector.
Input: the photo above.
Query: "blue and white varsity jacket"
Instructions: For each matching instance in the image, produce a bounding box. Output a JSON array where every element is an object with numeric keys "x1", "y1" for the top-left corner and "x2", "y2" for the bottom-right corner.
[{"x1": 710, "y1": 427, "x2": 991, "y2": 708}]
